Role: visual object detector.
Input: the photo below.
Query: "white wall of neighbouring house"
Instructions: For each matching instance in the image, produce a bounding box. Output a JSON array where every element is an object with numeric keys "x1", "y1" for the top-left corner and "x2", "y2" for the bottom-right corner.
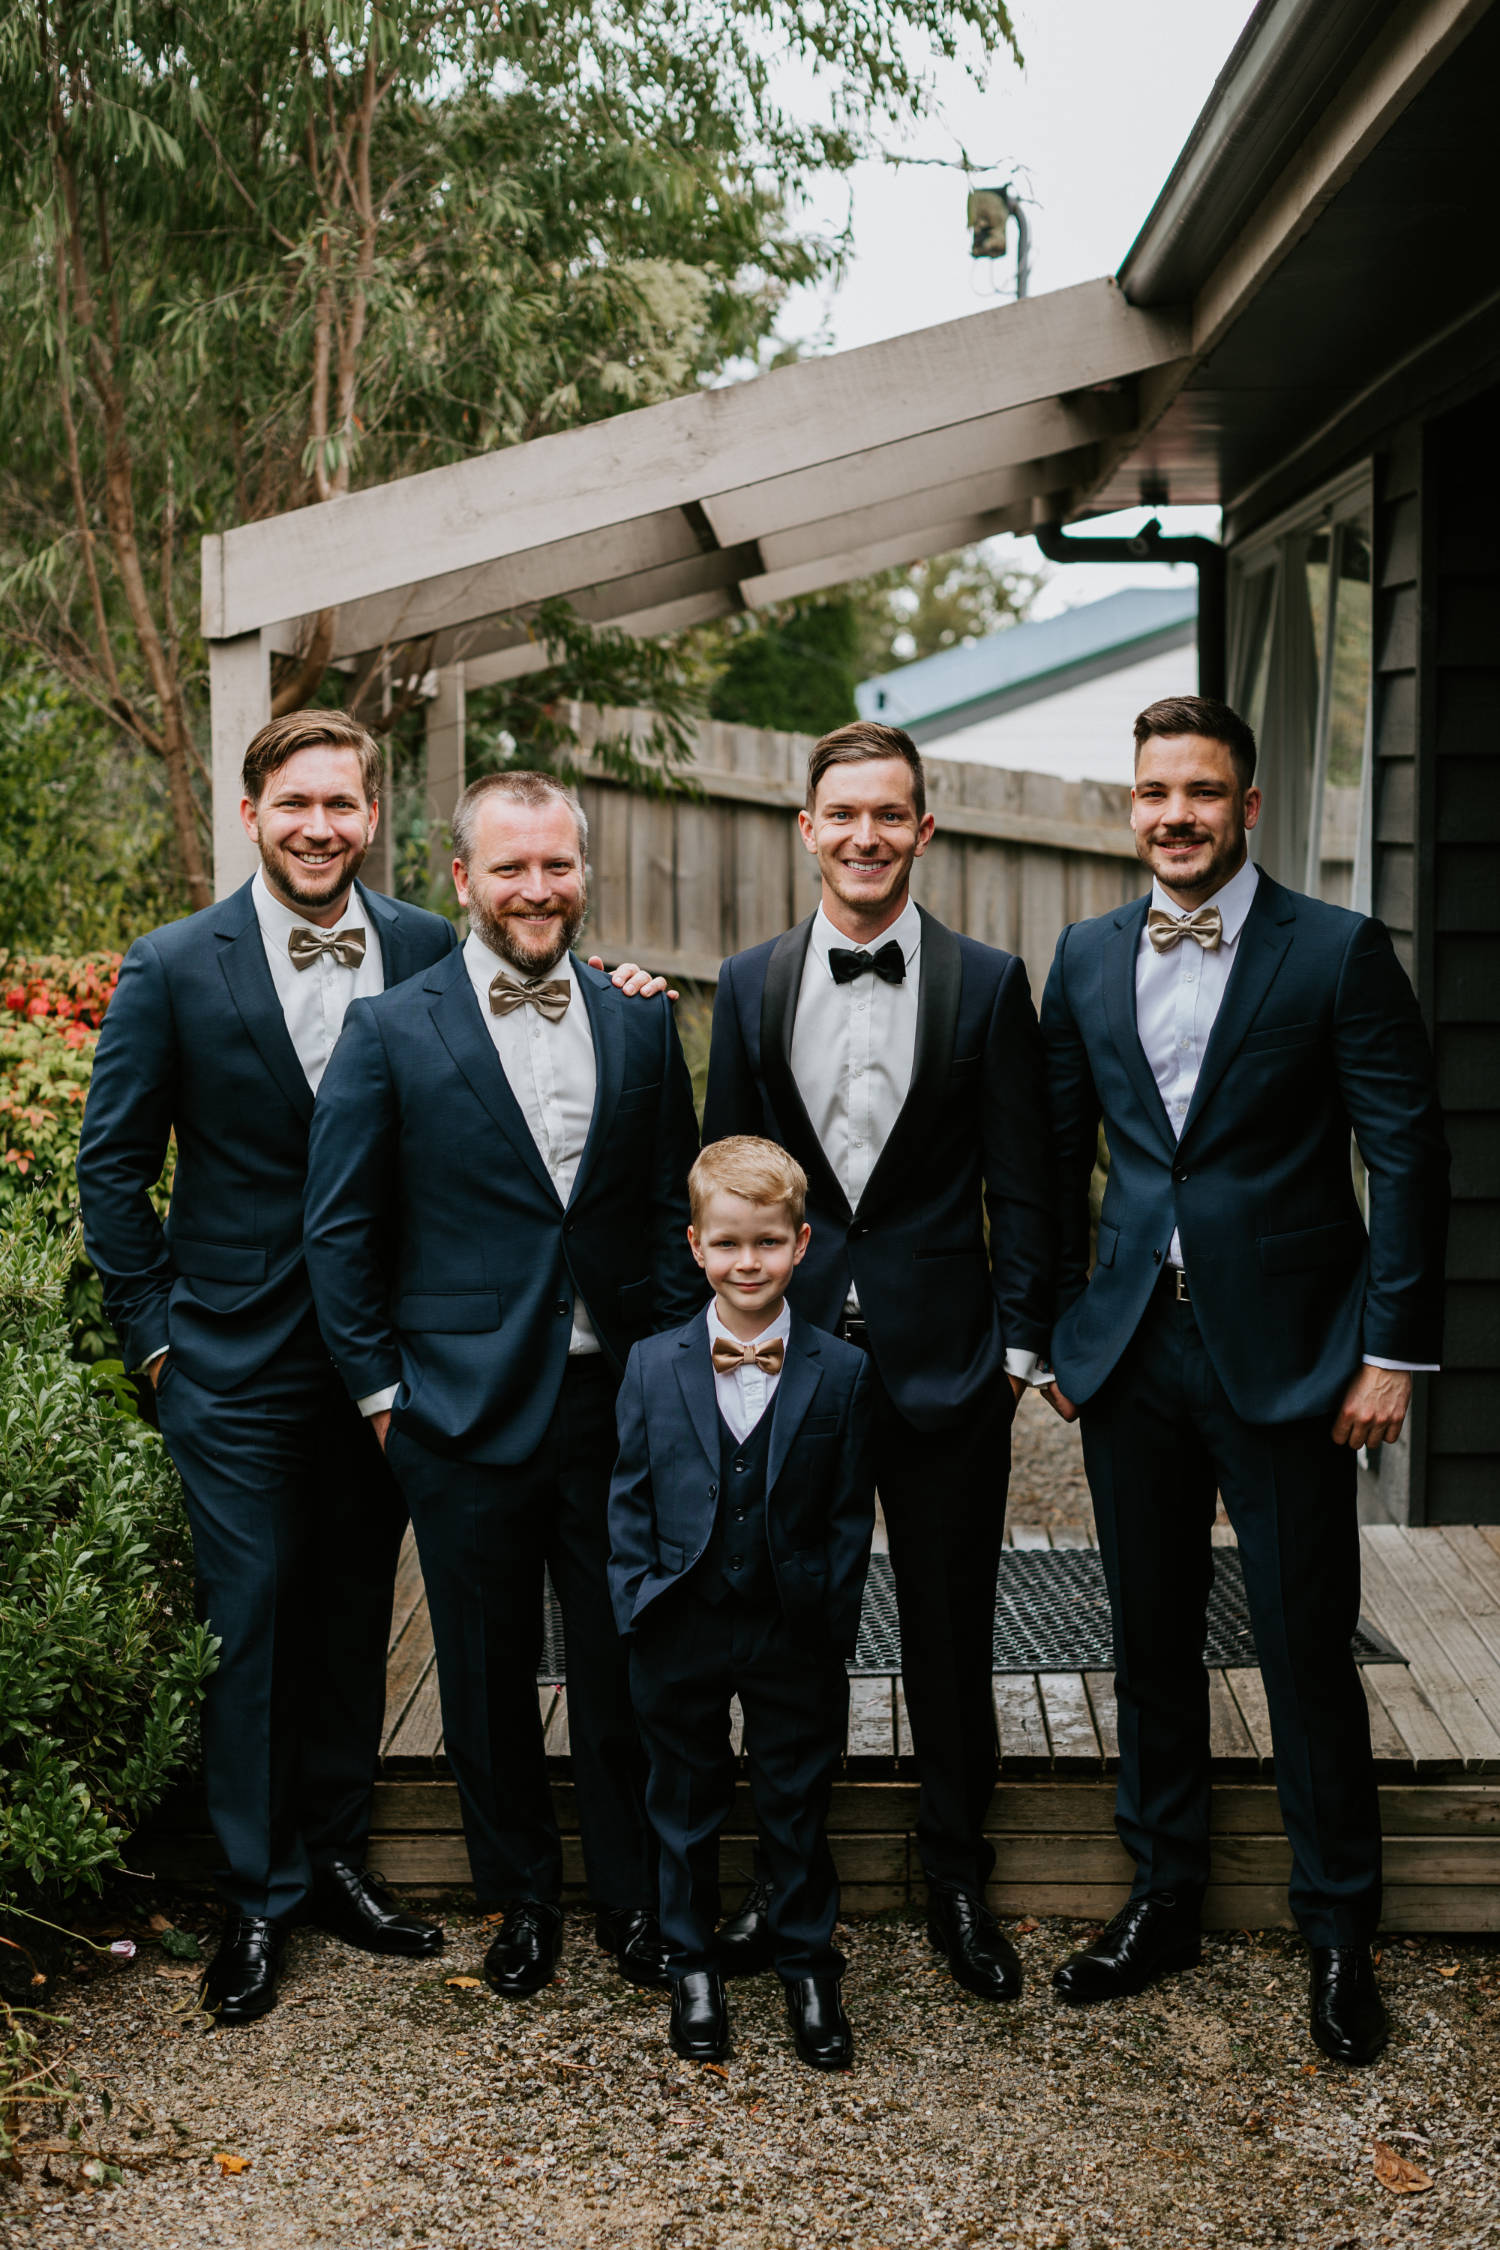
[{"x1": 923, "y1": 643, "x2": 1197, "y2": 787}]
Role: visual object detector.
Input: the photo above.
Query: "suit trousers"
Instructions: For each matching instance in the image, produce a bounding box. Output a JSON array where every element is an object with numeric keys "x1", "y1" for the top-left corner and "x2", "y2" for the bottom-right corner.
[
  {"x1": 389, "y1": 1356, "x2": 653, "y2": 1911},
  {"x1": 154, "y1": 1329, "x2": 406, "y2": 1920},
  {"x1": 876, "y1": 1374, "x2": 1015, "y2": 1895},
  {"x1": 629, "y1": 1589, "x2": 849, "y2": 1979},
  {"x1": 1081, "y1": 1286, "x2": 1381, "y2": 1945}
]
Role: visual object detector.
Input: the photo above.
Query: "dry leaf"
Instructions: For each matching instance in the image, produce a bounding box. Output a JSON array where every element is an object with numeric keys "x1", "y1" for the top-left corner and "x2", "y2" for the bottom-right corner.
[
  {"x1": 1437, "y1": 1964, "x2": 1459, "y2": 1978},
  {"x1": 212, "y1": 2152, "x2": 252, "y2": 2176},
  {"x1": 148, "y1": 1913, "x2": 172, "y2": 1934},
  {"x1": 700, "y1": 2062, "x2": 730, "y2": 2079},
  {"x1": 444, "y1": 1976, "x2": 482, "y2": 1990},
  {"x1": 1011, "y1": 1918, "x2": 1039, "y2": 1935},
  {"x1": 1372, "y1": 2141, "x2": 1433, "y2": 2194}
]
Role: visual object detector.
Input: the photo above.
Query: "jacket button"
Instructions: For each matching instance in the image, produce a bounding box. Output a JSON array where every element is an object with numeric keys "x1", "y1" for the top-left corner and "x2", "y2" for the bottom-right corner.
[
  {"x1": 728, "y1": 1556, "x2": 743, "y2": 1571},
  {"x1": 850, "y1": 1221, "x2": 867, "y2": 1239},
  {"x1": 708, "y1": 1484, "x2": 718, "y2": 1500},
  {"x1": 563, "y1": 1218, "x2": 575, "y2": 1235},
  {"x1": 1172, "y1": 1169, "x2": 1188, "y2": 1185},
  {"x1": 1153, "y1": 1249, "x2": 1163, "y2": 1265},
  {"x1": 554, "y1": 1300, "x2": 569, "y2": 1317}
]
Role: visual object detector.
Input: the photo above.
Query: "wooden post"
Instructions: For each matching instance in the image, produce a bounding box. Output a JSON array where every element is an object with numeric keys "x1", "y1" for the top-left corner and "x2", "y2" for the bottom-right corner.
[
  {"x1": 208, "y1": 632, "x2": 269, "y2": 899},
  {"x1": 425, "y1": 663, "x2": 466, "y2": 899}
]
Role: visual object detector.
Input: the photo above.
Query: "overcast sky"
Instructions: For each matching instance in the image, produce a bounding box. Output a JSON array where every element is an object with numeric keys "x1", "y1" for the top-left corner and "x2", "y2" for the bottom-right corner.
[{"x1": 781, "y1": 0, "x2": 1257, "y2": 619}]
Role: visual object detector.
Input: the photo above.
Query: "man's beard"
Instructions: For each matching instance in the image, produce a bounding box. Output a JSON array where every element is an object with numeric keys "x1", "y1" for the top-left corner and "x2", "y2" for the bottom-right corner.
[
  {"x1": 1139, "y1": 818, "x2": 1246, "y2": 898},
  {"x1": 258, "y1": 832, "x2": 369, "y2": 913},
  {"x1": 469, "y1": 888, "x2": 588, "y2": 975}
]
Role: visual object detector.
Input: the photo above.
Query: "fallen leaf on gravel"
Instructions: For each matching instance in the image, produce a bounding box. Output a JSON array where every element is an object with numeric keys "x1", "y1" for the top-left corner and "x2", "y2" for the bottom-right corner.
[
  {"x1": 1436, "y1": 1965, "x2": 1459, "y2": 1978},
  {"x1": 1373, "y1": 2141, "x2": 1432, "y2": 2194},
  {"x1": 444, "y1": 1976, "x2": 482, "y2": 1989},
  {"x1": 1011, "y1": 1919, "x2": 1039, "y2": 1935},
  {"x1": 700, "y1": 2063, "x2": 730, "y2": 2079},
  {"x1": 213, "y1": 2152, "x2": 252, "y2": 2175},
  {"x1": 149, "y1": 1912, "x2": 172, "y2": 1933}
]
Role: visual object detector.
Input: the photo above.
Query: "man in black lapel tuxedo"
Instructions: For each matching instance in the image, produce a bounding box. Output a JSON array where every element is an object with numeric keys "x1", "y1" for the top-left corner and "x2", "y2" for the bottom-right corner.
[
  {"x1": 1040, "y1": 694, "x2": 1450, "y2": 2066},
  {"x1": 304, "y1": 770, "x2": 705, "y2": 1999},
  {"x1": 77, "y1": 711, "x2": 456, "y2": 2023},
  {"x1": 701, "y1": 719, "x2": 1053, "y2": 1999}
]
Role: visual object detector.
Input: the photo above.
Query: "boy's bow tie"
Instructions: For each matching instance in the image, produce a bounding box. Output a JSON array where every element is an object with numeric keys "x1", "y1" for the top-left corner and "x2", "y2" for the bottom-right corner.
[{"x1": 711, "y1": 1336, "x2": 785, "y2": 1376}]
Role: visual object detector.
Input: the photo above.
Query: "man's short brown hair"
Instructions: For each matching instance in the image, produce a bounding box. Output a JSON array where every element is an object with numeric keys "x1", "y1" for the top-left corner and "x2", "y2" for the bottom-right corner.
[
  {"x1": 1133, "y1": 696, "x2": 1258, "y2": 790},
  {"x1": 242, "y1": 708, "x2": 383, "y2": 805},
  {"x1": 451, "y1": 770, "x2": 589, "y2": 867},
  {"x1": 806, "y1": 720, "x2": 926, "y2": 821},
  {"x1": 690, "y1": 1137, "x2": 807, "y2": 1231}
]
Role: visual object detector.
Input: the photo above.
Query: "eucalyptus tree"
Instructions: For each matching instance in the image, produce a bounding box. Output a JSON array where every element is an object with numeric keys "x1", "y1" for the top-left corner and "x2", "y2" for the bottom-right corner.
[{"x1": 0, "y1": 2, "x2": 1017, "y2": 907}]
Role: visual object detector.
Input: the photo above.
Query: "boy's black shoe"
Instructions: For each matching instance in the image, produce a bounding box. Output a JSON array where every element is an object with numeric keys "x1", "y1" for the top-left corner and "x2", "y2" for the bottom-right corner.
[
  {"x1": 200, "y1": 1916, "x2": 288, "y2": 2026},
  {"x1": 785, "y1": 1976, "x2": 852, "y2": 2070},
  {"x1": 483, "y1": 1901, "x2": 562, "y2": 1996},
  {"x1": 307, "y1": 1863, "x2": 445, "y2": 1957},
  {"x1": 1310, "y1": 1946, "x2": 1388, "y2": 2066},
  {"x1": 1051, "y1": 1893, "x2": 1201, "y2": 2004},
  {"x1": 717, "y1": 1879, "x2": 775, "y2": 1976},
  {"x1": 928, "y1": 1888, "x2": 1023, "y2": 2000},
  {"x1": 596, "y1": 1907, "x2": 672, "y2": 1990},
  {"x1": 670, "y1": 1971, "x2": 730, "y2": 2062}
]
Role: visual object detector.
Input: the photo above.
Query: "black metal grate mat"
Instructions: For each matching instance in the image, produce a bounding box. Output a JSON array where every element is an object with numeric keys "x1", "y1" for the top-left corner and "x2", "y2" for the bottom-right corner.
[{"x1": 537, "y1": 1548, "x2": 1401, "y2": 1678}]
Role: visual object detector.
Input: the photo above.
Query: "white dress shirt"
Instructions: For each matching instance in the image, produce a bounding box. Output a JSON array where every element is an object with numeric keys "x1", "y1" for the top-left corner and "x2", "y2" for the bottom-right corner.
[
  {"x1": 1135, "y1": 857, "x2": 1431, "y2": 1373},
  {"x1": 788, "y1": 895, "x2": 1036, "y2": 1384},
  {"x1": 251, "y1": 868, "x2": 384, "y2": 1093},
  {"x1": 709, "y1": 1298, "x2": 789, "y2": 1443}
]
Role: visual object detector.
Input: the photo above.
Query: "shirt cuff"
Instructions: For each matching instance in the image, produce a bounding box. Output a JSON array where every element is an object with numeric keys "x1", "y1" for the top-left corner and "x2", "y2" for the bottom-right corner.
[
  {"x1": 358, "y1": 1385, "x2": 400, "y2": 1416},
  {"x1": 1362, "y1": 1357, "x2": 1440, "y2": 1374},
  {"x1": 1004, "y1": 1348, "x2": 1040, "y2": 1384}
]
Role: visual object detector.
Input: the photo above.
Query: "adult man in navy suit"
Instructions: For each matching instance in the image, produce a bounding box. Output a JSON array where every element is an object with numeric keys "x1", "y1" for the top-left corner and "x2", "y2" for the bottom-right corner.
[
  {"x1": 304, "y1": 770, "x2": 704, "y2": 1999},
  {"x1": 1040, "y1": 694, "x2": 1449, "y2": 2065},
  {"x1": 78, "y1": 710, "x2": 456, "y2": 2023},
  {"x1": 701, "y1": 720, "x2": 1053, "y2": 2000}
]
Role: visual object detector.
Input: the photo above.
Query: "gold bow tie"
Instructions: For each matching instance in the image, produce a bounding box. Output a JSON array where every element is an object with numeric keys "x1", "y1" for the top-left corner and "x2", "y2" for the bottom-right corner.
[
  {"x1": 1147, "y1": 904, "x2": 1224, "y2": 954},
  {"x1": 711, "y1": 1336, "x2": 785, "y2": 1378},
  {"x1": 287, "y1": 924, "x2": 367, "y2": 971},
  {"x1": 488, "y1": 972, "x2": 571, "y2": 1022}
]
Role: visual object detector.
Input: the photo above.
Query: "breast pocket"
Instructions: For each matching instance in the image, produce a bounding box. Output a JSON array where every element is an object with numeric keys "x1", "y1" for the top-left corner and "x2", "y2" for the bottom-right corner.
[
  {"x1": 1239, "y1": 1021, "x2": 1320, "y2": 1056},
  {"x1": 616, "y1": 1081, "x2": 662, "y2": 1113}
]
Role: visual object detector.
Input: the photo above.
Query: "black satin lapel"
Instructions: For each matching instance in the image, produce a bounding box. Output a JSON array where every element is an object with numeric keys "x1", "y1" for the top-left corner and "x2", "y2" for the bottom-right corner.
[
  {"x1": 569, "y1": 962, "x2": 624, "y2": 1208},
  {"x1": 859, "y1": 907, "x2": 960, "y2": 1215},
  {"x1": 1104, "y1": 901, "x2": 1178, "y2": 1157},
  {"x1": 1179, "y1": 880, "x2": 1296, "y2": 1141},
  {"x1": 429, "y1": 968, "x2": 561, "y2": 1206},
  {"x1": 215, "y1": 907, "x2": 316, "y2": 1126},
  {"x1": 674, "y1": 1330, "x2": 722, "y2": 1471},
  {"x1": 765, "y1": 1329, "x2": 822, "y2": 1496},
  {"x1": 758, "y1": 917, "x2": 851, "y2": 1220}
]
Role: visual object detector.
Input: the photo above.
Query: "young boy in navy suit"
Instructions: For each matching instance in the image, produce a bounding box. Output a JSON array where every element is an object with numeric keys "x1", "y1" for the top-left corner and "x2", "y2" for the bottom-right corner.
[{"x1": 608, "y1": 1136, "x2": 875, "y2": 2069}]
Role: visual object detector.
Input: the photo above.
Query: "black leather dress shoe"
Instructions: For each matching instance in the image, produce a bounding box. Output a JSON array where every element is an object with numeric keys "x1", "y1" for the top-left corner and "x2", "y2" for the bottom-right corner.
[
  {"x1": 1310, "y1": 1945, "x2": 1388, "y2": 2066},
  {"x1": 717, "y1": 1880, "x2": 774, "y2": 1977},
  {"x1": 785, "y1": 1975, "x2": 853, "y2": 2070},
  {"x1": 1052, "y1": 1893, "x2": 1201, "y2": 2004},
  {"x1": 596, "y1": 1906, "x2": 671, "y2": 1990},
  {"x1": 200, "y1": 1916, "x2": 287, "y2": 2026},
  {"x1": 670, "y1": 1971, "x2": 730, "y2": 2062},
  {"x1": 928, "y1": 1888, "x2": 1023, "y2": 2001},
  {"x1": 308, "y1": 1863, "x2": 445, "y2": 1958},
  {"x1": 483, "y1": 1901, "x2": 563, "y2": 1997}
]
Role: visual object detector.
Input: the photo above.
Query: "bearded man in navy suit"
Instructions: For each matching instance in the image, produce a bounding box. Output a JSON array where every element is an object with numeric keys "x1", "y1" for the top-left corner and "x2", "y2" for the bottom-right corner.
[
  {"x1": 1040, "y1": 695, "x2": 1450, "y2": 2066},
  {"x1": 78, "y1": 711, "x2": 456, "y2": 2024}
]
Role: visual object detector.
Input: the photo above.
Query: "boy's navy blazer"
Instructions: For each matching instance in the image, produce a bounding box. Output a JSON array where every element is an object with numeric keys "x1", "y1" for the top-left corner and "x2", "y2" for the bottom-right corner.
[
  {"x1": 1042, "y1": 872, "x2": 1451, "y2": 1423},
  {"x1": 607, "y1": 1309, "x2": 875, "y2": 1655},
  {"x1": 77, "y1": 876, "x2": 457, "y2": 1392},
  {"x1": 702, "y1": 906, "x2": 1052, "y2": 1432},
  {"x1": 303, "y1": 946, "x2": 705, "y2": 1466}
]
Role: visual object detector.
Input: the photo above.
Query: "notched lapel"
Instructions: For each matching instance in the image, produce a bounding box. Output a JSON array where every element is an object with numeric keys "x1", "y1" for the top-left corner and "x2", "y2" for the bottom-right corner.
[
  {"x1": 213, "y1": 882, "x2": 315, "y2": 1126},
  {"x1": 860, "y1": 907, "x2": 960, "y2": 1215},
  {"x1": 674, "y1": 1329, "x2": 722, "y2": 1470},
  {"x1": 569, "y1": 962, "x2": 625, "y2": 1208},
  {"x1": 1179, "y1": 876, "x2": 1296, "y2": 1140},
  {"x1": 428, "y1": 958, "x2": 561, "y2": 1205},
  {"x1": 759, "y1": 918, "x2": 851, "y2": 1220},
  {"x1": 766, "y1": 1325, "x2": 823, "y2": 1495},
  {"x1": 358, "y1": 881, "x2": 413, "y2": 988},
  {"x1": 1103, "y1": 900, "x2": 1177, "y2": 1156}
]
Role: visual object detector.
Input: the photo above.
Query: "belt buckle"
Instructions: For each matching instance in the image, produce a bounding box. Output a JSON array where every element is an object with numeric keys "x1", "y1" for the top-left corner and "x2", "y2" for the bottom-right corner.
[{"x1": 1173, "y1": 1268, "x2": 1191, "y2": 1303}]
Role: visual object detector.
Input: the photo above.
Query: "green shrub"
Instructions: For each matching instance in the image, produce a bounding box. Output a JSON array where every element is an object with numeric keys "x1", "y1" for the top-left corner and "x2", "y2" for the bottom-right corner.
[{"x1": 0, "y1": 1210, "x2": 214, "y2": 1909}]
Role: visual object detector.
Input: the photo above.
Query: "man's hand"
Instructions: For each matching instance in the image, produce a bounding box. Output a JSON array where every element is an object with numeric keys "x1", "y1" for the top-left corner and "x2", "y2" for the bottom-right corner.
[
  {"x1": 1332, "y1": 1365, "x2": 1412, "y2": 1451},
  {"x1": 1008, "y1": 1372, "x2": 1027, "y2": 1406},
  {"x1": 587, "y1": 955, "x2": 678, "y2": 1002},
  {"x1": 369, "y1": 1409, "x2": 392, "y2": 1453},
  {"x1": 147, "y1": 1354, "x2": 167, "y2": 1390},
  {"x1": 1041, "y1": 1380, "x2": 1080, "y2": 1424}
]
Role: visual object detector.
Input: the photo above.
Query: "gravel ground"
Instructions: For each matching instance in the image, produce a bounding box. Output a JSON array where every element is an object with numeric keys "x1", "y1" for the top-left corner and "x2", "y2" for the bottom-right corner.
[
  {"x1": 6, "y1": 1905, "x2": 1499, "y2": 2249},
  {"x1": 1007, "y1": 1398, "x2": 1093, "y2": 1537}
]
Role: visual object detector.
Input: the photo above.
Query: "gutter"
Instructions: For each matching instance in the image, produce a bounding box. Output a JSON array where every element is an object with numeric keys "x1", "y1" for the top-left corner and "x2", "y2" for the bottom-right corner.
[{"x1": 1033, "y1": 521, "x2": 1226, "y2": 702}]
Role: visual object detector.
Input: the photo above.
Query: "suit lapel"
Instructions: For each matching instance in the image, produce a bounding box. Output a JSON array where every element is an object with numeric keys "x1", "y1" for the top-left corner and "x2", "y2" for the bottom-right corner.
[
  {"x1": 1103, "y1": 897, "x2": 1178, "y2": 1157},
  {"x1": 674, "y1": 1322, "x2": 722, "y2": 1471},
  {"x1": 766, "y1": 1317, "x2": 823, "y2": 1496},
  {"x1": 427, "y1": 950, "x2": 561, "y2": 1205},
  {"x1": 759, "y1": 917, "x2": 851, "y2": 1221},
  {"x1": 1179, "y1": 873, "x2": 1296, "y2": 1141},
  {"x1": 213, "y1": 879, "x2": 316, "y2": 1126},
  {"x1": 859, "y1": 907, "x2": 961, "y2": 1217},
  {"x1": 568, "y1": 959, "x2": 625, "y2": 1211},
  {"x1": 360, "y1": 881, "x2": 424, "y2": 991}
]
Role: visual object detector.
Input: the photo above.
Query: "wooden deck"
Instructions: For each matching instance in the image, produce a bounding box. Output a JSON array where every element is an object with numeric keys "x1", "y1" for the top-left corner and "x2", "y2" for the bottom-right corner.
[{"x1": 362, "y1": 1520, "x2": 1500, "y2": 1932}]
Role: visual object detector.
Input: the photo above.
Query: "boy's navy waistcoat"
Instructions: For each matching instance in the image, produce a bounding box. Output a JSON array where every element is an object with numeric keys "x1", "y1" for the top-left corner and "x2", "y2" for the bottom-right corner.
[{"x1": 608, "y1": 1309, "x2": 875, "y2": 1654}]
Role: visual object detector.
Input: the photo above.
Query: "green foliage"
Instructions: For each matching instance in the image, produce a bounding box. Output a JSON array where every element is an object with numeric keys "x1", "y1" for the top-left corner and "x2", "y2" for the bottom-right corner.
[
  {"x1": 0, "y1": 1212, "x2": 213, "y2": 1911},
  {"x1": 852, "y1": 545, "x2": 1045, "y2": 677},
  {"x1": 707, "y1": 596, "x2": 862, "y2": 737}
]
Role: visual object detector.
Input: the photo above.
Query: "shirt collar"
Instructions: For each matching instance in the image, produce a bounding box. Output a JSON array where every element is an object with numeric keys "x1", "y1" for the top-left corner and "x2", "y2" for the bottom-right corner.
[
  {"x1": 1149, "y1": 856, "x2": 1259, "y2": 946},
  {"x1": 706, "y1": 1297, "x2": 792, "y2": 1353},
  {"x1": 252, "y1": 866, "x2": 368, "y2": 949},
  {"x1": 810, "y1": 891, "x2": 922, "y2": 973},
  {"x1": 463, "y1": 927, "x2": 578, "y2": 993}
]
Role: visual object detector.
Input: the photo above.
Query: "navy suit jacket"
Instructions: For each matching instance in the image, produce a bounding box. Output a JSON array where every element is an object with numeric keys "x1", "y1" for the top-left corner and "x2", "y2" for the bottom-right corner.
[
  {"x1": 303, "y1": 949, "x2": 705, "y2": 1465},
  {"x1": 76, "y1": 878, "x2": 457, "y2": 1393},
  {"x1": 607, "y1": 1309, "x2": 875, "y2": 1654},
  {"x1": 702, "y1": 907, "x2": 1053, "y2": 1430},
  {"x1": 1041, "y1": 872, "x2": 1451, "y2": 1423}
]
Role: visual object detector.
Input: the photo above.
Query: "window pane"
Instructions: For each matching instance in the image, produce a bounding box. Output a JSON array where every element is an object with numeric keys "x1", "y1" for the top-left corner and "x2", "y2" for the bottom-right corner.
[{"x1": 1315, "y1": 520, "x2": 1373, "y2": 906}]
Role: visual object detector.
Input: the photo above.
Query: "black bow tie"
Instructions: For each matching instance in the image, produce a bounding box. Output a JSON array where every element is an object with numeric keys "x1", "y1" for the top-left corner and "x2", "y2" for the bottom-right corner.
[{"x1": 828, "y1": 940, "x2": 906, "y2": 988}]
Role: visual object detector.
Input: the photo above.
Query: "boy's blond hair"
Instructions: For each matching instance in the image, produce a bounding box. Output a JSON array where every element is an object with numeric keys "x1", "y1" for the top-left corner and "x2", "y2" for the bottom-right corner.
[{"x1": 689, "y1": 1137, "x2": 807, "y2": 1231}]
